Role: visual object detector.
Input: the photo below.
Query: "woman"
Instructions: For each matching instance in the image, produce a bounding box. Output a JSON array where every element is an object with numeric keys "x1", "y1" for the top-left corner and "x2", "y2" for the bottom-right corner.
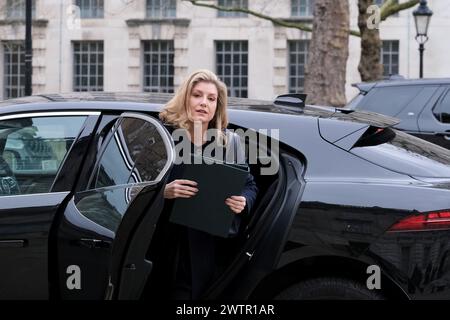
[{"x1": 157, "y1": 69, "x2": 258, "y2": 299}]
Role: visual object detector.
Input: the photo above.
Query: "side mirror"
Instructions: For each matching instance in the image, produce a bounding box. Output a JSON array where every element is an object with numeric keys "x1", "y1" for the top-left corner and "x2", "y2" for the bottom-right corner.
[{"x1": 274, "y1": 94, "x2": 307, "y2": 109}]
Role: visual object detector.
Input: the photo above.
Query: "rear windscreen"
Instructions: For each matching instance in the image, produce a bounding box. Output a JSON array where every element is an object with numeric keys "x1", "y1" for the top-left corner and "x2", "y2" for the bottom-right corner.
[
  {"x1": 350, "y1": 129, "x2": 450, "y2": 178},
  {"x1": 355, "y1": 86, "x2": 421, "y2": 116}
]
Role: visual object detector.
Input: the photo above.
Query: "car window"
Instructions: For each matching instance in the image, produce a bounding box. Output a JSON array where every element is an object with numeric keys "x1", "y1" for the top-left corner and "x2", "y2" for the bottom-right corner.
[
  {"x1": 92, "y1": 116, "x2": 168, "y2": 189},
  {"x1": 351, "y1": 129, "x2": 450, "y2": 178},
  {"x1": 0, "y1": 116, "x2": 87, "y2": 196},
  {"x1": 354, "y1": 86, "x2": 421, "y2": 116},
  {"x1": 433, "y1": 90, "x2": 450, "y2": 124}
]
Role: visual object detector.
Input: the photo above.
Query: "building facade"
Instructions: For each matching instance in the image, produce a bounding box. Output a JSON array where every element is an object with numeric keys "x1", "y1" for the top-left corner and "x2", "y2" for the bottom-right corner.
[{"x1": 0, "y1": 0, "x2": 449, "y2": 102}]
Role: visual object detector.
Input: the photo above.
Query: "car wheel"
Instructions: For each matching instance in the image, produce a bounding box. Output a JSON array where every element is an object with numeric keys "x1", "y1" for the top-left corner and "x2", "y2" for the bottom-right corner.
[{"x1": 274, "y1": 277, "x2": 384, "y2": 300}]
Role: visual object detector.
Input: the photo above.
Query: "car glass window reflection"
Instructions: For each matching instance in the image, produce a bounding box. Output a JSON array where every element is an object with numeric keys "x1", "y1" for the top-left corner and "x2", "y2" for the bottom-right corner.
[
  {"x1": 438, "y1": 91, "x2": 450, "y2": 124},
  {"x1": 94, "y1": 117, "x2": 168, "y2": 189},
  {"x1": 0, "y1": 116, "x2": 87, "y2": 196},
  {"x1": 75, "y1": 185, "x2": 145, "y2": 232}
]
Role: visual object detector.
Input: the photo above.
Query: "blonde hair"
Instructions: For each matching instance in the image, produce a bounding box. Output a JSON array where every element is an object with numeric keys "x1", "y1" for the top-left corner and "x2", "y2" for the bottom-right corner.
[{"x1": 159, "y1": 69, "x2": 229, "y2": 144}]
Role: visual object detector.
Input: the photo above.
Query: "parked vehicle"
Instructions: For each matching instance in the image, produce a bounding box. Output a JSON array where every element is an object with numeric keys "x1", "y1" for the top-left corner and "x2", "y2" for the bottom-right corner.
[
  {"x1": 347, "y1": 78, "x2": 450, "y2": 149},
  {"x1": 0, "y1": 92, "x2": 450, "y2": 300}
]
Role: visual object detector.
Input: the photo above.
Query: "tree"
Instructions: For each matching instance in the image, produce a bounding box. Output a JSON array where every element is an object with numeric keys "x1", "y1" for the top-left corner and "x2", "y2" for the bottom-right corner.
[
  {"x1": 358, "y1": 0, "x2": 420, "y2": 82},
  {"x1": 358, "y1": 0, "x2": 384, "y2": 82},
  {"x1": 304, "y1": 0, "x2": 349, "y2": 106},
  {"x1": 186, "y1": 0, "x2": 420, "y2": 105}
]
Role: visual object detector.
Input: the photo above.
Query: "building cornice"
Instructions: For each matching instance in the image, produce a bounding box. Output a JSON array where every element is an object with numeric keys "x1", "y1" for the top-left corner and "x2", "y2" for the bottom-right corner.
[
  {"x1": 126, "y1": 18, "x2": 190, "y2": 28},
  {"x1": 0, "y1": 19, "x2": 48, "y2": 27}
]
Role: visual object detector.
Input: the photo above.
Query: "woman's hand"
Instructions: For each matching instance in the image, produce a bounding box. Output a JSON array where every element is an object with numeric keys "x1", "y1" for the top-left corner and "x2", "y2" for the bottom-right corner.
[
  {"x1": 225, "y1": 196, "x2": 246, "y2": 214},
  {"x1": 164, "y1": 179, "x2": 198, "y2": 199}
]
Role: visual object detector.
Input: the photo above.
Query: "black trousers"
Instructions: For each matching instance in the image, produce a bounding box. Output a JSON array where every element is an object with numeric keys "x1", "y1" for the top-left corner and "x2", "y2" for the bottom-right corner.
[{"x1": 172, "y1": 227, "x2": 217, "y2": 300}]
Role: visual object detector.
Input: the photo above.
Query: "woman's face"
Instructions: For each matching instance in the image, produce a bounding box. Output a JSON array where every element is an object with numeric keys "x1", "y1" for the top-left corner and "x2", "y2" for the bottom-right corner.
[{"x1": 188, "y1": 81, "x2": 218, "y2": 126}]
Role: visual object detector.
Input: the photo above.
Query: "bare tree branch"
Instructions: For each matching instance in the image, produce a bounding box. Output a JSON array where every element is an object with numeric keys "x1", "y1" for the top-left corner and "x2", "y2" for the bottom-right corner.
[
  {"x1": 185, "y1": 0, "x2": 312, "y2": 32},
  {"x1": 185, "y1": 0, "x2": 421, "y2": 38},
  {"x1": 380, "y1": 0, "x2": 420, "y2": 21}
]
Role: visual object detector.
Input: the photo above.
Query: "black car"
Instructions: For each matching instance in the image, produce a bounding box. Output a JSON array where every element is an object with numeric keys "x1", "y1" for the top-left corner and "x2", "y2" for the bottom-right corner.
[
  {"x1": 347, "y1": 78, "x2": 450, "y2": 149},
  {"x1": 1, "y1": 92, "x2": 450, "y2": 300}
]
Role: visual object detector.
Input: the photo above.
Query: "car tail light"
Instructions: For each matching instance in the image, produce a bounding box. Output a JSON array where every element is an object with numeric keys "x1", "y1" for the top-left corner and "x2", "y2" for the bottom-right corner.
[{"x1": 388, "y1": 210, "x2": 450, "y2": 233}]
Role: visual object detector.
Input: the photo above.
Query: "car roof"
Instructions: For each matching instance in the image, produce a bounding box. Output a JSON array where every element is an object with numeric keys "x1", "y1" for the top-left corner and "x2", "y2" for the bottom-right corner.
[
  {"x1": 0, "y1": 92, "x2": 397, "y2": 128},
  {"x1": 353, "y1": 78, "x2": 450, "y2": 93},
  {"x1": 0, "y1": 92, "x2": 301, "y2": 114}
]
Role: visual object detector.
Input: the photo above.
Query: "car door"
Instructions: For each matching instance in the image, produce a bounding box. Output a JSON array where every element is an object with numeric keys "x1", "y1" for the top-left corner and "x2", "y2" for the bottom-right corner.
[
  {"x1": 55, "y1": 112, "x2": 174, "y2": 300},
  {"x1": 0, "y1": 111, "x2": 99, "y2": 299},
  {"x1": 418, "y1": 86, "x2": 450, "y2": 149}
]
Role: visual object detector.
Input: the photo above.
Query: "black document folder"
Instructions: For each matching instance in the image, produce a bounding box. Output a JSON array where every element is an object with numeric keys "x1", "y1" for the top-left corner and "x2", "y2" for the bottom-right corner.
[{"x1": 169, "y1": 156, "x2": 249, "y2": 238}]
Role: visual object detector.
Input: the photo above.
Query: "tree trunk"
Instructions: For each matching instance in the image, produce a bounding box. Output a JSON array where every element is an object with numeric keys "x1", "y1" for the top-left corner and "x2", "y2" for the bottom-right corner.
[
  {"x1": 358, "y1": 0, "x2": 383, "y2": 82},
  {"x1": 304, "y1": 0, "x2": 349, "y2": 107}
]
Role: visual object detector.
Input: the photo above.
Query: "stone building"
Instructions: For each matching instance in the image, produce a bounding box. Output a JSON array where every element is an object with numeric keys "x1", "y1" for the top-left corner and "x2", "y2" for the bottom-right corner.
[{"x1": 0, "y1": 0, "x2": 449, "y2": 102}]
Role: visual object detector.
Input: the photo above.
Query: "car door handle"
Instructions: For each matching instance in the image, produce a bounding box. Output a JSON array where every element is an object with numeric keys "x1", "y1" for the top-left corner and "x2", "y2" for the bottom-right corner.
[
  {"x1": 0, "y1": 240, "x2": 27, "y2": 248},
  {"x1": 76, "y1": 238, "x2": 111, "y2": 249}
]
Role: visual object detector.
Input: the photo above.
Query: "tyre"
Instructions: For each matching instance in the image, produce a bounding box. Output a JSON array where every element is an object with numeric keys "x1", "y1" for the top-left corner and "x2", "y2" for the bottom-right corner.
[{"x1": 274, "y1": 277, "x2": 384, "y2": 300}]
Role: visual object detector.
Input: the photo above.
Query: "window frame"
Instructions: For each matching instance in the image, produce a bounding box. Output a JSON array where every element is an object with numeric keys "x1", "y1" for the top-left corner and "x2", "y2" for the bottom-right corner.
[
  {"x1": 87, "y1": 112, "x2": 174, "y2": 191},
  {"x1": 73, "y1": 41, "x2": 104, "y2": 92},
  {"x1": 146, "y1": 0, "x2": 177, "y2": 18},
  {"x1": 291, "y1": 0, "x2": 314, "y2": 18},
  {"x1": 215, "y1": 40, "x2": 249, "y2": 98},
  {"x1": 142, "y1": 40, "x2": 175, "y2": 93},
  {"x1": 5, "y1": 0, "x2": 36, "y2": 20},
  {"x1": 433, "y1": 89, "x2": 450, "y2": 124},
  {"x1": 0, "y1": 111, "x2": 99, "y2": 196},
  {"x1": 288, "y1": 40, "x2": 310, "y2": 94},
  {"x1": 381, "y1": 40, "x2": 400, "y2": 78},
  {"x1": 75, "y1": 0, "x2": 104, "y2": 19},
  {"x1": 3, "y1": 41, "x2": 26, "y2": 99},
  {"x1": 217, "y1": 0, "x2": 248, "y2": 18}
]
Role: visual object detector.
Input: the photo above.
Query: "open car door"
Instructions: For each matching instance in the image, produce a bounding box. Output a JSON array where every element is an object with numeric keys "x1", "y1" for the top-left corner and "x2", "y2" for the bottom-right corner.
[{"x1": 56, "y1": 112, "x2": 174, "y2": 299}]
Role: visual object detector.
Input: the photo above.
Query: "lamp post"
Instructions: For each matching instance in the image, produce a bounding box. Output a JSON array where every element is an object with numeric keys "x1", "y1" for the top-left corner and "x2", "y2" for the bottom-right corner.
[
  {"x1": 413, "y1": 0, "x2": 433, "y2": 79},
  {"x1": 25, "y1": 0, "x2": 33, "y2": 96}
]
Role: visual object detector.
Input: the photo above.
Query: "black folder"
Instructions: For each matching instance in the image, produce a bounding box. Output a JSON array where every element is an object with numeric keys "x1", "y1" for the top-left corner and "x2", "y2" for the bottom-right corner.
[{"x1": 169, "y1": 156, "x2": 249, "y2": 237}]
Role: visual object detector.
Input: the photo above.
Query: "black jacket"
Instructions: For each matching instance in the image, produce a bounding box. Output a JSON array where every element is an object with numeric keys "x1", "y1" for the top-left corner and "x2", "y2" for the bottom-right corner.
[{"x1": 149, "y1": 126, "x2": 258, "y2": 300}]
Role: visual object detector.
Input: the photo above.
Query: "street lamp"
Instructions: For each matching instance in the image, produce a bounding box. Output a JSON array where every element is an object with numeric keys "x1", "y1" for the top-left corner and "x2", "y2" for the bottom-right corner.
[{"x1": 413, "y1": 0, "x2": 433, "y2": 79}]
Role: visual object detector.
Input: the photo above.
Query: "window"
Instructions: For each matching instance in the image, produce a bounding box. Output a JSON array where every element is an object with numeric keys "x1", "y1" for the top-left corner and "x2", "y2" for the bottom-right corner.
[
  {"x1": 217, "y1": 0, "x2": 248, "y2": 18},
  {"x1": 0, "y1": 116, "x2": 87, "y2": 195},
  {"x1": 92, "y1": 117, "x2": 169, "y2": 189},
  {"x1": 3, "y1": 41, "x2": 25, "y2": 99},
  {"x1": 75, "y1": 0, "x2": 104, "y2": 18},
  {"x1": 216, "y1": 41, "x2": 248, "y2": 98},
  {"x1": 143, "y1": 41, "x2": 174, "y2": 93},
  {"x1": 355, "y1": 86, "x2": 421, "y2": 116},
  {"x1": 288, "y1": 40, "x2": 309, "y2": 93},
  {"x1": 77, "y1": 116, "x2": 170, "y2": 232},
  {"x1": 291, "y1": 0, "x2": 314, "y2": 17},
  {"x1": 73, "y1": 41, "x2": 104, "y2": 92},
  {"x1": 381, "y1": 40, "x2": 399, "y2": 78},
  {"x1": 6, "y1": 0, "x2": 36, "y2": 20},
  {"x1": 146, "y1": 0, "x2": 176, "y2": 18},
  {"x1": 433, "y1": 91, "x2": 450, "y2": 124},
  {"x1": 351, "y1": 129, "x2": 450, "y2": 178}
]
